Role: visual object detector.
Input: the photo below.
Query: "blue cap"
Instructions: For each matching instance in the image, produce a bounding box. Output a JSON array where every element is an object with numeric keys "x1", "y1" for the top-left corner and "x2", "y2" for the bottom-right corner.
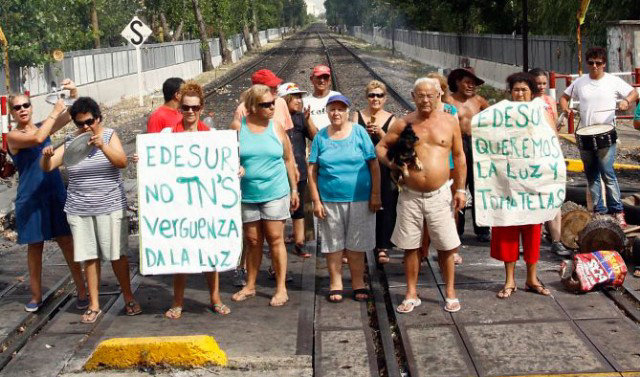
[{"x1": 326, "y1": 94, "x2": 351, "y2": 108}]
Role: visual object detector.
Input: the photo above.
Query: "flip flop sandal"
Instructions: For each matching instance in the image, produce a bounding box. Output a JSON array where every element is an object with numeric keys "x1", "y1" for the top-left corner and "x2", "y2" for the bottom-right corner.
[
  {"x1": 269, "y1": 296, "x2": 289, "y2": 308},
  {"x1": 496, "y1": 286, "x2": 517, "y2": 299},
  {"x1": 125, "y1": 300, "x2": 142, "y2": 316},
  {"x1": 327, "y1": 290, "x2": 343, "y2": 303},
  {"x1": 353, "y1": 288, "x2": 371, "y2": 302},
  {"x1": 396, "y1": 298, "x2": 421, "y2": 313},
  {"x1": 444, "y1": 298, "x2": 461, "y2": 313},
  {"x1": 212, "y1": 303, "x2": 231, "y2": 315},
  {"x1": 164, "y1": 306, "x2": 183, "y2": 319},
  {"x1": 231, "y1": 289, "x2": 256, "y2": 302},
  {"x1": 453, "y1": 253, "x2": 463, "y2": 265},
  {"x1": 525, "y1": 282, "x2": 551, "y2": 296},
  {"x1": 294, "y1": 244, "x2": 312, "y2": 258},
  {"x1": 633, "y1": 269, "x2": 640, "y2": 278},
  {"x1": 81, "y1": 309, "x2": 102, "y2": 324},
  {"x1": 377, "y1": 250, "x2": 390, "y2": 264}
]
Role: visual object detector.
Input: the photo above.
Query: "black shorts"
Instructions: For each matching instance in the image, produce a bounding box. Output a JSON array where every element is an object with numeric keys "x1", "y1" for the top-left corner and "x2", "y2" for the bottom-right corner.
[{"x1": 291, "y1": 180, "x2": 307, "y2": 220}]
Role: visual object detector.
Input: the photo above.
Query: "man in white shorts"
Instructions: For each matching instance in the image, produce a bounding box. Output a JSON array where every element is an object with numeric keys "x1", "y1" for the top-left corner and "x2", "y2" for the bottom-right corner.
[{"x1": 377, "y1": 78, "x2": 467, "y2": 313}]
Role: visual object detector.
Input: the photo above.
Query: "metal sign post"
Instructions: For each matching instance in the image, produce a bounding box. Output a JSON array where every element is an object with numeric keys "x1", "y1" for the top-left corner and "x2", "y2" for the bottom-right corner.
[{"x1": 121, "y1": 16, "x2": 152, "y2": 107}]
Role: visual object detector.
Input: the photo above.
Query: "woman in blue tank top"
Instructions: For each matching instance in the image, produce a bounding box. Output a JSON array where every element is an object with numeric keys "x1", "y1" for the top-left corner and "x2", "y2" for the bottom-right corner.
[
  {"x1": 230, "y1": 84, "x2": 299, "y2": 307},
  {"x1": 7, "y1": 81, "x2": 87, "y2": 313}
]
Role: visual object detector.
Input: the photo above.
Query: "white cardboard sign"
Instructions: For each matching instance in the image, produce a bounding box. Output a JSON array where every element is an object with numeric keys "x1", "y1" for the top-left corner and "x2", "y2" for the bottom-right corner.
[
  {"x1": 136, "y1": 131, "x2": 243, "y2": 275},
  {"x1": 471, "y1": 98, "x2": 566, "y2": 227}
]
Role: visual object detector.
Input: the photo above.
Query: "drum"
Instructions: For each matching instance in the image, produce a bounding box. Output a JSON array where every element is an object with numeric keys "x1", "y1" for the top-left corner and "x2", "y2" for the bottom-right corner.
[{"x1": 575, "y1": 124, "x2": 617, "y2": 151}]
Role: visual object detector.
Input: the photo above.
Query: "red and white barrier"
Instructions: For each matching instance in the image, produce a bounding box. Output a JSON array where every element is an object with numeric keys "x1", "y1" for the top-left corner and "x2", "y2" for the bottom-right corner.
[{"x1": 1, "y1": 96, "x2": 8, "y2": 151}]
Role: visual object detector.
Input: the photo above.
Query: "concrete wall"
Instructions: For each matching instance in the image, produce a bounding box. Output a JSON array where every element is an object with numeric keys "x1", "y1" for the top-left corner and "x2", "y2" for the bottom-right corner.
[
  {"x1": 352, "y1": 27, "x2": 571, "y2": 94},
  {"x1": 2, "y1": 27, "x2": 292, "y2": 125},
  {"x1": 26, "y1": 60, "x2": 202, "y2": 123}
]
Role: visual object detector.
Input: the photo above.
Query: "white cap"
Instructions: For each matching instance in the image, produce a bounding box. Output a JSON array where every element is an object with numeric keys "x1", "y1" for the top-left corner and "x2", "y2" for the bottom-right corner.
[{"x1": 277, "y1": 82, "x2": 307, "y2": 97}]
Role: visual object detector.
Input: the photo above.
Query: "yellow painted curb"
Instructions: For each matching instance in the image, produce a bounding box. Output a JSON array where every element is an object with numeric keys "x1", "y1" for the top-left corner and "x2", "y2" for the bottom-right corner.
[
  {"x1": 499, "y1": 373, "x2": 627, "y2": 377},
  {"x1": 559, "y1": 133, "x2": 576, "y2": 144},
  {"x1": 84, "y1": 335, "x2": 227, "y2": 370},
  {"x1": 565, "y1": 159, "x2": 640, "y2": 172}
]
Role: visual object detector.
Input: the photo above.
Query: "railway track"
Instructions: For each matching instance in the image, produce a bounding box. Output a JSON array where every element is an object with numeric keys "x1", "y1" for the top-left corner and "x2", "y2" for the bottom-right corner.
[{"x1": 1, "y1": 24, "x2": 639, "y2": 377}]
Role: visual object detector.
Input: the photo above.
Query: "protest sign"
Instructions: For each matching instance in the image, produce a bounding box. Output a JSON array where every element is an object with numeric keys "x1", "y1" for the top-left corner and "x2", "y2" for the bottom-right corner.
[
  {"x1": 136, "y1": 130, "x2": 242, "y2": 275},
  {"x1": 471, "y1": 98, "x2": 566, "y2": 227}
]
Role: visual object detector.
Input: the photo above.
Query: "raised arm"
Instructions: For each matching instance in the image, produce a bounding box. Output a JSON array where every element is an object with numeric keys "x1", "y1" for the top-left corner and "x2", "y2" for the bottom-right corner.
[
  {"x1": 95, "y1": 130, "x2": 128, "y2": 168},
  {"x1": 8, "y1": 100, "x2": 66, "y2": 150},
  {"x1": 40, "y1": 144, "x2": 65, "y2": 172}
]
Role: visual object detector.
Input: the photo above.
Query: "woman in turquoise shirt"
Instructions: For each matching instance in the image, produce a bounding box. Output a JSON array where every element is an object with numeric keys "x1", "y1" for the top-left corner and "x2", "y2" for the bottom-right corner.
[
  {"x1": 309, "y1": 94, "x2": 381, "y2": 303},
  {"x1": 230, "y1": 84, "x2": 299, "y2": 307}
]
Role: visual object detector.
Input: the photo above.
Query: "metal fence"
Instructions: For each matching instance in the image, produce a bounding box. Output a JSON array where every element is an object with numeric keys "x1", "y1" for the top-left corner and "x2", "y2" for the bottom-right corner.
[
  {"x1": 0, "y1": 27, "x2": 291, "y2": 96},
  {"x1": 353, "y1": 26, "x2": 587, "y2": 74}
]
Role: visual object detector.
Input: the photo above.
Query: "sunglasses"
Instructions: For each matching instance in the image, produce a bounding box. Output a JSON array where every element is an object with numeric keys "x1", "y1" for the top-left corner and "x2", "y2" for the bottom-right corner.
[
  {"x1": 315, "y1": 75, "x2": 331, "y2": 81},
  {"x1": 258, "y1": 101, "x2": 276, "y2": 109},
  {"x1": 587, "y1": 60, "x2": 604, "y2": 67},
  {"x1": 74, "y1": 118, "x2": 96, "y2": 127},
  {"x1": 181, "y1": 105, "x2": 202, "y2": 112},
  {"x1": 367, "y1": 93, "x2": 385, "y2": 99},
  {"x1": 12, "y1": 102, "x2": 31, "y2": 111}
]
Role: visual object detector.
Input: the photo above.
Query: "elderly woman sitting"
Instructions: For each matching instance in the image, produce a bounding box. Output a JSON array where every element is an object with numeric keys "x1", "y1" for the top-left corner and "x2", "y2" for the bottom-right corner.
[{"x1": 309, "y1": 94, "x2": 381, "y2": 303}]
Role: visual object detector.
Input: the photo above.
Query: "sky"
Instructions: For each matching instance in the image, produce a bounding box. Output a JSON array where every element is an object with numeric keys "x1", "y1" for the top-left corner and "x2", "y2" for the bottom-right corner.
[{"x1": 304, "y1": 0, "x2": 325, "y2": 15}]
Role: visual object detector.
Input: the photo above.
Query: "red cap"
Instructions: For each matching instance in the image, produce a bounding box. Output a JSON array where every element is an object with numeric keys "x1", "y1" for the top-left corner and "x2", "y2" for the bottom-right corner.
[
  {"x1": 311, "y1": 65, "x2": 331, "y2": 77},
  {"x1": 251, "y1": 69, "x2": 282, "y2": 88}
]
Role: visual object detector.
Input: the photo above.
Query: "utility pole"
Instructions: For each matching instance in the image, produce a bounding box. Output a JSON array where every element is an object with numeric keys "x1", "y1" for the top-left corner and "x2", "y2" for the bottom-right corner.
[
  {"x1": 522, "y1": 0, "x2": 529, "y2": 71},
  {"x1": 0, "y1": 25, "x2": 9, "y2": 93}
]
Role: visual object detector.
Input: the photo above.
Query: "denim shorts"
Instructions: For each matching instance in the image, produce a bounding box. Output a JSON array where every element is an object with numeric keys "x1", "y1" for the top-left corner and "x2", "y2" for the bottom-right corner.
[{"x1": 241, "y1": 195, "x2": 291, "y2": 223}]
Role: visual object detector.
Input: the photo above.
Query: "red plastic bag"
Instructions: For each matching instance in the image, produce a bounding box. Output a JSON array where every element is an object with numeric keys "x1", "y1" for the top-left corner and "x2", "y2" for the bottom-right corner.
[{"x1": 572, "y1": 250, "x2": 627, "y2": 292}]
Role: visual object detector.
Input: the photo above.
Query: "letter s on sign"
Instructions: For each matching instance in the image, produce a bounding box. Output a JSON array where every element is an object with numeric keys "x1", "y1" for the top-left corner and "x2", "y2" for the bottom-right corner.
[{"x1": 129, "y1": 20, "x2": 144, "y2": 45}]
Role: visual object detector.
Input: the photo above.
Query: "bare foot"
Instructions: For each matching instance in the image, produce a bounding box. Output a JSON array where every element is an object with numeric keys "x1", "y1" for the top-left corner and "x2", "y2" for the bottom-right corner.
[
  {"x1": 231, "y1": 288, "x2": 256, "y2": 302},
  {"x1": 270, "y1": 291, "x2": 289, "y2": 307}
]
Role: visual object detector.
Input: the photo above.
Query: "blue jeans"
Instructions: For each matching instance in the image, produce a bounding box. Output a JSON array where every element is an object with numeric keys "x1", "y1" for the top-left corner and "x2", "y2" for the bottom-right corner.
[{"x1": 579, "y1": 143, "x2": 623, "y2": 214}]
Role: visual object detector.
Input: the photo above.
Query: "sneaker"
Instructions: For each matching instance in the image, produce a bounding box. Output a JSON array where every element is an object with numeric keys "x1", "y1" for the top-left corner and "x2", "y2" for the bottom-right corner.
[
  {"x1": 551, "y1": 241, "x2": 571, "y2": 257},
  {"x1": 614, "y1": 212, "x2": 628, "y2": 229},
  {"x1": 24, "y1": 300, "x2": 42, "y2": 312},
  {"x1": 233, "y1": 268, "x2": 247, "y2": 287}
]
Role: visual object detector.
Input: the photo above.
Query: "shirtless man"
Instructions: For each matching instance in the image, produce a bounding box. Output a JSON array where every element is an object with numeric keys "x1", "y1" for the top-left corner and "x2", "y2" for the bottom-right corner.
[
  {"x1": 377, "y1": 78, "x2": 466, "y2": 313},
  {"x1": 446, "y1": 67, "x2": 490, "y2": 241}
]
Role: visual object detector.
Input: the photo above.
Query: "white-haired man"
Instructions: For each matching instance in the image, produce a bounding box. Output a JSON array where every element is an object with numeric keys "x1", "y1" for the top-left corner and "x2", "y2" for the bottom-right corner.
[{"x1": 376, "y1": 78, "x2": 466, "y2": 314}]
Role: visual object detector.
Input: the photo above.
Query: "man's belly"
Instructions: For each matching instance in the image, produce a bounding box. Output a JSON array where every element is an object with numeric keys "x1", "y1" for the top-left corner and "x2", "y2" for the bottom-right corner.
[{"x1": 403, "y1": 161, "x2": 450, "y2": 192}]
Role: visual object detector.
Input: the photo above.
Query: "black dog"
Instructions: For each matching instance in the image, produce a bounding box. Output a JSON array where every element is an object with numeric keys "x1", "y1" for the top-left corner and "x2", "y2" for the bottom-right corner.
[{"x1": 386, "y1": 123, "x2": 423, "y2": 189}]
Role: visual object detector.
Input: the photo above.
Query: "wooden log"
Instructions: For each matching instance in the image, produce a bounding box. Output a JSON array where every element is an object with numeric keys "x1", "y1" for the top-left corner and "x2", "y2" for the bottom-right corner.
[
  {"x1": 578, "y1": 217, "x2": 626, "y2": 254},
  {"x1": 561, "y1": 204, "x2": 592, "y2": 250}
]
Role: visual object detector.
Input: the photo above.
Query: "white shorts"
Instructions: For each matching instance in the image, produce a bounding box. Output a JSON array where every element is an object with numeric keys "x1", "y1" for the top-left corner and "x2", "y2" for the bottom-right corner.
[
  {"x1": 67, "y1": 209, "x2": 128, "y2": 262},
  {"x1": 391, "y1": 185, "x2": 460, "y2": 251}
]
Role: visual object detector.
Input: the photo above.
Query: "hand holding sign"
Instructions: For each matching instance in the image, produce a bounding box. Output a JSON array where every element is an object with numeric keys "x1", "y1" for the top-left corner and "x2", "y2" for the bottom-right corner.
[{"x1": 471, "y1": 98, "x2": 566, "y2": 227}]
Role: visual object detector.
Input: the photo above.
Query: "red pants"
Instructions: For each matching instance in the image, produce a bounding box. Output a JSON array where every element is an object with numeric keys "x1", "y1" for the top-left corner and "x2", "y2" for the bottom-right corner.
[{"x1": 490, "y1": 224, "x2": 542, "y2": 264}]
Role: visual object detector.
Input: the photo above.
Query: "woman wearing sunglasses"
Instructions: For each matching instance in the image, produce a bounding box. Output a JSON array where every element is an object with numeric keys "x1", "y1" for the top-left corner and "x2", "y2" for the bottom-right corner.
[
  {"x1": 164, "y1": 81, "x2": 230, "y2": 319},
  {"x1": 230, "y1": 84, "x2": 299, "y2": 307},
  {"x1": 352, "y1": 80, "x2": 395, "y2": 264},
  {"x1": 40, "y1": 96, "x2": 141, "y2": 323},
  {"x1": 7, "y1": 80, "x2": 88, "y2": 313}
]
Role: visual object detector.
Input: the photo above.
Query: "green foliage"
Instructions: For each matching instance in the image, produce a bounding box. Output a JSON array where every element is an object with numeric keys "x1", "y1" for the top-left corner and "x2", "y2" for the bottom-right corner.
[
  {"x1": 325, "y1": 0, "x2": 640, "y2": 45},
  {"x1": 1, "y1": 0, "x2": 307, "y2": 67}
]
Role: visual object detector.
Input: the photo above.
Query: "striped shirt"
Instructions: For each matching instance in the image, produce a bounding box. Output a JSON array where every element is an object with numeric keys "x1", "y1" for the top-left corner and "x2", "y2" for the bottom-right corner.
[{"x1": 64, "y1": 128, "x2": 127, "y2": 216}]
